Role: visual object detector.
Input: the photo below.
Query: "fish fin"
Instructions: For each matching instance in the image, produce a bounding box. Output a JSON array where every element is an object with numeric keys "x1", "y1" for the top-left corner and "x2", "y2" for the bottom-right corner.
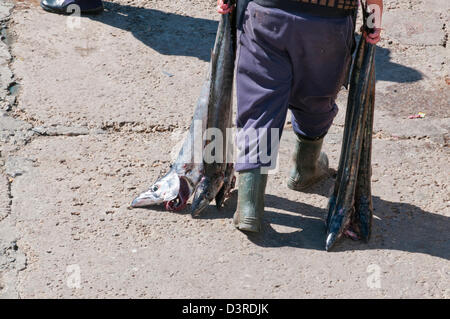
[
  {"x1": 215, "y1": 184, "x2": 226, "y2": 209},
  {"x1": 215, "y1": 171, "x2": 236, "y2": 209}
]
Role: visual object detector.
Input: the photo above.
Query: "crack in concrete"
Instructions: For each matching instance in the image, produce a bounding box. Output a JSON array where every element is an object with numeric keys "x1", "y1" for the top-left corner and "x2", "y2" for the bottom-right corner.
[
  {"x1": 100, "y1": 121, "x2": 179, "y2": 133},
  {"x1": 0, "y1": 172, "x2": 28, "y2": 299},
  {"x1": 0, "y1": 0, "x2": 14, "y2": 211},
  {"x1": 0, "y1": 0, "x2": 28, "y2": 299},
  {"x1": 5, "y1": 109, "x2": 180, "y2": 142},
  {"x1": 0, "y1": 1, "x2": 180, "y2": 296},
  {"x1": 0, "y1": 233, "x2": 28, "y2": 298},
  {"x1": 0, "y1": 3, "x2": 18, "y2": 113},
  {"x1": 331, "y1": 123, "x2": 447, "y2": 144}
]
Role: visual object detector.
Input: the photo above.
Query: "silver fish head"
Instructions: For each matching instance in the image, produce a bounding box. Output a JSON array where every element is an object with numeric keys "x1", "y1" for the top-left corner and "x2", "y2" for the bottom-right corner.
[
  {"x1": 131, "y1": 170, "x2": 180, "y2": 208},
  {"x1": 190, "y1": 175, "x2": 224, "y2": 217}
]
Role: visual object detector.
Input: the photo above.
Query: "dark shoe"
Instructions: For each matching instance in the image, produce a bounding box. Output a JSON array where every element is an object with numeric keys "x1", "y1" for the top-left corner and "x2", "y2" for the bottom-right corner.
[
  {"x1": 287, "y1": 132, "x2": 329, "y2": 191},
  {"x1": 233, "y1": 168, "x2": 268, "y2": 233},
  {"x1": 41, "y1": 0, "x2": 103, "y2": 14}
]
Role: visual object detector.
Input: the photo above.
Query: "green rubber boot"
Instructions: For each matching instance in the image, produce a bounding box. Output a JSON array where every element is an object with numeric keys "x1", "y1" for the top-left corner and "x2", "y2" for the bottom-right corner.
[
  {"x1": 287, "y1": 133, "x2": 329, "y2": 191},
  {"x1": 233, "y1": 168, "x2": 268, "y2": 233}
]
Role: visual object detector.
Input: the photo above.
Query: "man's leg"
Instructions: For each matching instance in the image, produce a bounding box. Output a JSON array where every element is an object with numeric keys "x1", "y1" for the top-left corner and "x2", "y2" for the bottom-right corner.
[
  {"x1": 234, "y1": 2, "x2": 293, "y2": 232},
  {"x1": 287, "y1": 13, "x2": 354, "y2": 191}
]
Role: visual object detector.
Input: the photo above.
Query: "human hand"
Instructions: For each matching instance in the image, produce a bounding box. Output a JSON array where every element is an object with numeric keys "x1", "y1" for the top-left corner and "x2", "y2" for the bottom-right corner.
[{"x1": 217, "y1": 0, "x2": 234, "y2": 14}]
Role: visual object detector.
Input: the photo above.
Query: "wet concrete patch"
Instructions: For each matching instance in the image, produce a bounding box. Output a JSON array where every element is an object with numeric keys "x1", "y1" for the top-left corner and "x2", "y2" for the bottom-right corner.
[{"x1": 377, "y1": 83, "x2": 450, "y2": 118}]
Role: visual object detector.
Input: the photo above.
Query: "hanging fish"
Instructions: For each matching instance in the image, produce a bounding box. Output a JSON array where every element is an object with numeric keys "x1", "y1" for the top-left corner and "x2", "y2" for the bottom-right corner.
[
  {"x1": 190, "y1": 6, "x2": 237, "y2": 216},
  {"x1": 131, "y1": 3, "x2": 237, "y2": 213},
  {"x1": 326, "y1": 1, "x2": 377, "y2": 251}
]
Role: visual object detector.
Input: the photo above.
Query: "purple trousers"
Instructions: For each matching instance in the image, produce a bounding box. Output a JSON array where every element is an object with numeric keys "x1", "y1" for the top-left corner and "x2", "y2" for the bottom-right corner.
[{"x1": 235, "y1": 2, "x2": 353, "y2": 172}]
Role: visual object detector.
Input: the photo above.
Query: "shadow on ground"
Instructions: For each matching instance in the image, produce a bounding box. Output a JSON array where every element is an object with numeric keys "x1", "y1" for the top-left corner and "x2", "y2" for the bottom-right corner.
[
  {"x1": 87, "y1": 2, "x2": 422, "y2": 85},
  {"x1": 350, "y1": 34, "x2": 423, "y2": 84},
  {"x1": 375, "y1": 46, "x2": 423, "y2": 83},
  {"x1": 89, "y1": 1, "x2": 218, "y2": 61},
  {"x1": 196, "y1": 176, "x2": 449, "y2": 261}
]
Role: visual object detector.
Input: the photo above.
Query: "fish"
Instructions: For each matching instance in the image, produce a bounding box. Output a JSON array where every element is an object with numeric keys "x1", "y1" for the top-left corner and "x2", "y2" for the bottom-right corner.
[
  {"x1": 353, "y1": 66, "x2": 375, "y2": 243},
  {"x1": 131, "y1": 5, "x2": 236, "y2": 212},
  {"x1": 130, "y1": 80, "x2": 208, "y2": 210},
  {"x1": 190, "y1": 7, "x2": 237, "y2": 217},
  {"x1": 325, "y1": 1, "x2": 376, "y2": 251}
]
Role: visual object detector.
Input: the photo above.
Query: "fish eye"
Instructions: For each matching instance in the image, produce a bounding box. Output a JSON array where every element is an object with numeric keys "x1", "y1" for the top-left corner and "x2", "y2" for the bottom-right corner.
[{"x1": 152, "y1": 185, "x2": 159, "y2": 192}]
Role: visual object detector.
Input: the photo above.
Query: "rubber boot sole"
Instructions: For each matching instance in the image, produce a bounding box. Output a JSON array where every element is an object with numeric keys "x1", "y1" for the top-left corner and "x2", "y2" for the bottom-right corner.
[
  {"x1": 233, "y1": 215, "x2": 260, "y2": 233},
  {"x1": 287, "y1": 173, "x2": 329, "y2": 192}
]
